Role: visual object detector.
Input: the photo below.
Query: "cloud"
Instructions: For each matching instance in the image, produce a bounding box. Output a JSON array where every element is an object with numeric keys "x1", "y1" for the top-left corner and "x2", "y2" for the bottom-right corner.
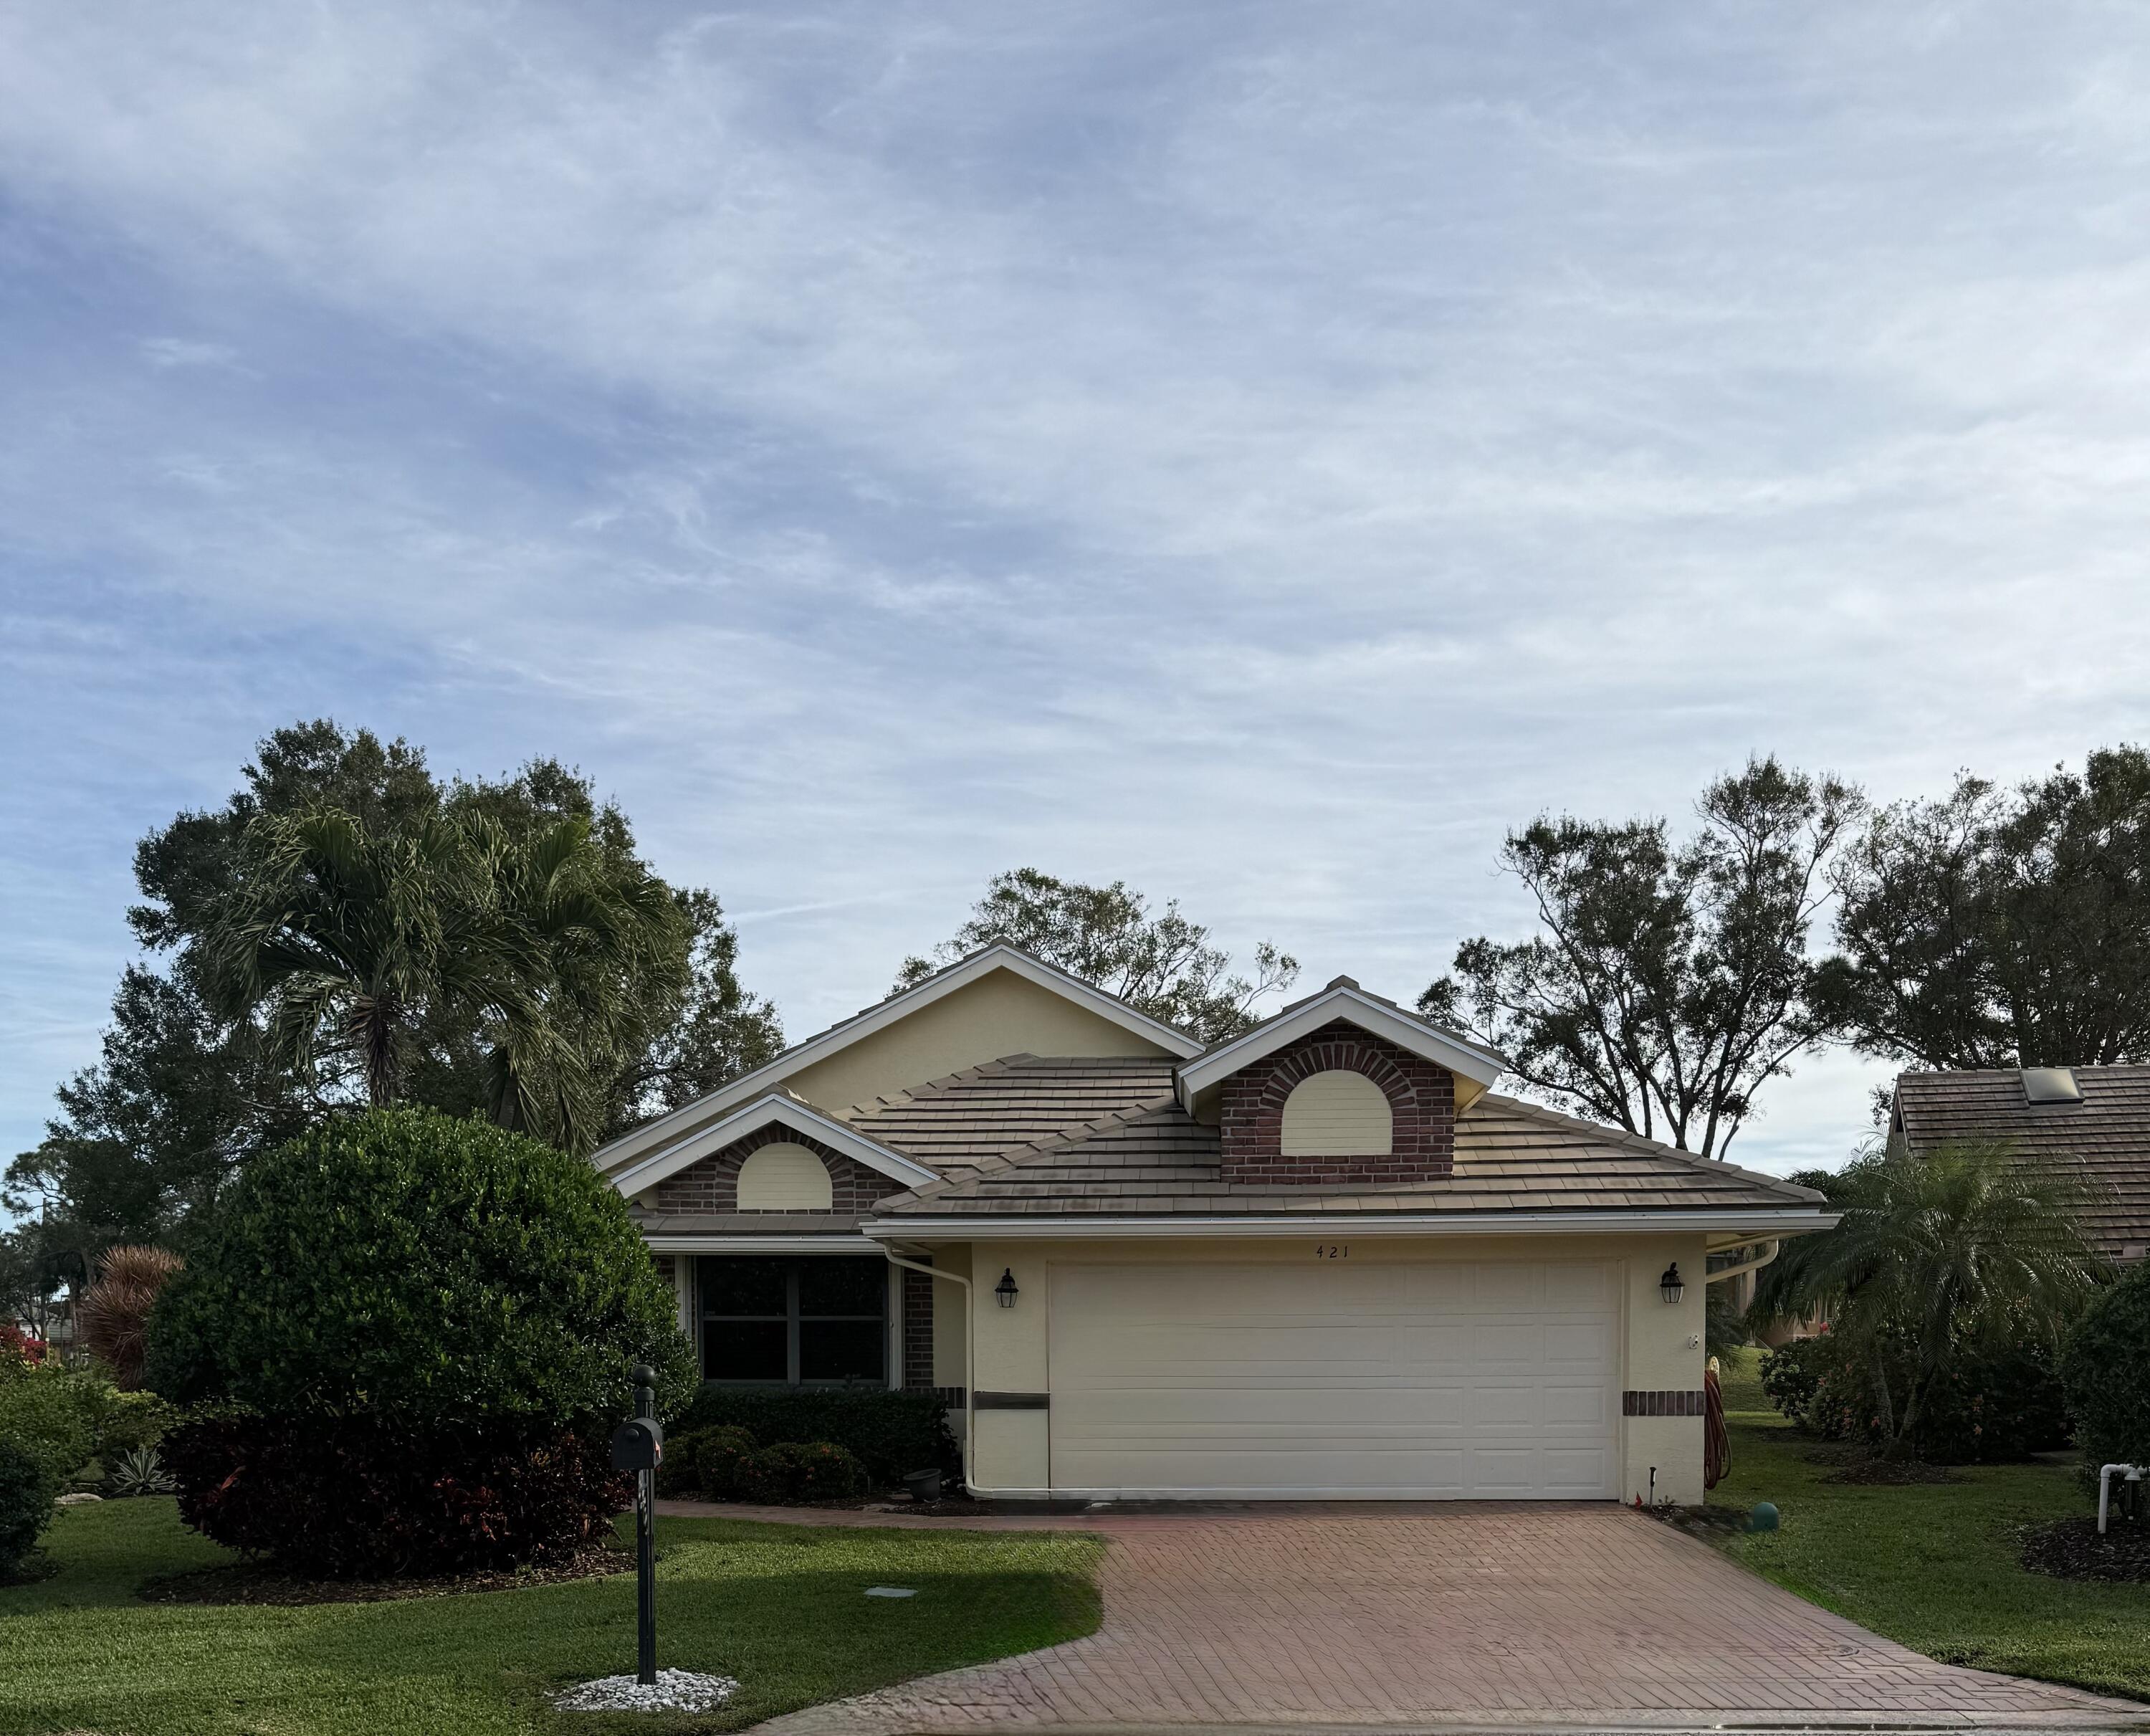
[{"x1": 4, "y1": 1, "x2": 2150, "y2": 1169}]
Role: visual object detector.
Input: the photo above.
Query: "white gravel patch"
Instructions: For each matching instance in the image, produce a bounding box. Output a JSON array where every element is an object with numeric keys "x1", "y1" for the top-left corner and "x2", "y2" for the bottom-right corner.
[{"x1": 553, "y1": 1669, "x2": 740, "y2": 1714}]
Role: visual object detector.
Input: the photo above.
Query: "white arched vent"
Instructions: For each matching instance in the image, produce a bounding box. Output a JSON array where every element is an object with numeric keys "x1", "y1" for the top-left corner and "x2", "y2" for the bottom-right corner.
[
  {"x1": 735, "y1": 1142, "x2": 834, "y2": 1211},
  {"x1": 1279, "y1": 1069, "x2": 1394, "y2": 1156}
]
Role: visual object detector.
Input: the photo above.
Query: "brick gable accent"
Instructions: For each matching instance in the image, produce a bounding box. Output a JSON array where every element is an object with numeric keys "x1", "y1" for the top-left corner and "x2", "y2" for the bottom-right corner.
[
  {"x1": 651, "y1": 1123, "x2": 905, "y2": 1215},
  {"x1": 1219, "y1": 1019, "x2": 1456, "y2": 1185}
]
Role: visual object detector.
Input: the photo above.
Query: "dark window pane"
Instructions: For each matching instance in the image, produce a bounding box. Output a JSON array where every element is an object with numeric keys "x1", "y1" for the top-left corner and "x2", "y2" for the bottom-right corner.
[
  {"x1": 700, "y1": 1257, "x2": 788, "y2": 1316},
  {"x1": 800, "y1": 1319, "x2": 884, "y2": 1383},
  {"x1": 798, "y1": 1258, "x2": 887, "y2": 1318},
  {"x1": 704, "y1": 1319, "x2": 788, "y2": 1382}
]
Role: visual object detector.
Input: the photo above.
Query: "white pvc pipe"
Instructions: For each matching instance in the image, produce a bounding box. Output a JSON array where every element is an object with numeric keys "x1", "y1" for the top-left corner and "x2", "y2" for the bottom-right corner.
[
  {"x1": 882, "y1": 1248, "x2": 974, "y2": 1494},
  {"x1": 2099, "y1": 1463, "x2": 2144, "y2": 1535}
]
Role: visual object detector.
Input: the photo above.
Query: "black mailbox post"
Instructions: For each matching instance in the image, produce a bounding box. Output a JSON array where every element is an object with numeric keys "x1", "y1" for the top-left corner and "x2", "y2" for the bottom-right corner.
[{"x1": 611, "y1": 1364, "x2": 664, "y2": 1686}]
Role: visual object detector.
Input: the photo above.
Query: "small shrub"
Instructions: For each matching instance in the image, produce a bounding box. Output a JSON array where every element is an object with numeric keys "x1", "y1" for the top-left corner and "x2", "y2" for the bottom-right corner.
[
  {"x1": 0, "y1": 1438, "x2": 59, "y2": 1582},
  {"x1": 105, "y1": 1445, "x2": 176, "y2": 1498},
  {"x1": 698, "y1": 1426, "x2": 760, "y2": 1498},
  {"x1": 675, "y1": 1387, "x2": 955, "y2": 1483},
  {"x1": 162, "y1": 1413, "x2": 627, "y2": 1578},
  {"x1": 653, "y1": 1423, "x2": 756, "y2": 1498},
  {"x1": 0, "y1": 1363, "x2": 97, "y2": 1486},
  {"x1": 78, "y1": 1245, "x2": 183, "y2": 1390},
  {"x1": 86, "y1": 1389, "x2": 174, "y2": 1464},
  {"x1": 736, "y1": 1440, "x2": 869, "y2": 1504},
  {"x1": 0, "y1": 1323, "x2": 45, "y2": 1367},
  {"x1": 2060, "y1": 1263, "x2": 2150, "y2": 1492}
]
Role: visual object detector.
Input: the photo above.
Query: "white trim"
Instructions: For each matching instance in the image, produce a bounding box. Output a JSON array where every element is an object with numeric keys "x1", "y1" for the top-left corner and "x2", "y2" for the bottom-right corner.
[
  {"x1": 593, "y1": 945, "x2": 1203, "y2": 1175},
  {"x1": 644, "y1": 1234, "x2": 879, "y2": 1253},
  {"x1": 864, "y1": 1208, "x2": 1838, "y2": 1241},
  {"x1": 1175, "y1": 984, "x2": 1508, "y2": 1106},
  {"x1": 610, "y1": 1094, "x2": 939, "y2": 1197}
]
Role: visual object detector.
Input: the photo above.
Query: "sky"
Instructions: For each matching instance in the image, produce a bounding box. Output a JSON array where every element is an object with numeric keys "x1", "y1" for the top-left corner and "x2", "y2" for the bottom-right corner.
[{"x1": 4, "y1": 2, "x2": 2149, "y2": 1180}]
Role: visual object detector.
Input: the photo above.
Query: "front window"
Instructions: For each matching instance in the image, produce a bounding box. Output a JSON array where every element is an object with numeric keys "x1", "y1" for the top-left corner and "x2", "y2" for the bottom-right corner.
[{"x1": 698, "y1": 1256, "x2": 887, "y2": 1385}]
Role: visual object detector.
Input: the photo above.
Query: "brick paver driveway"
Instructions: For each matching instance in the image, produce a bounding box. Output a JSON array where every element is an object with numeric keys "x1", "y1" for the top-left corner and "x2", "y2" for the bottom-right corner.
[{"x1": 744, "y1": 1503, "x2": 2150, "y2": 1733}]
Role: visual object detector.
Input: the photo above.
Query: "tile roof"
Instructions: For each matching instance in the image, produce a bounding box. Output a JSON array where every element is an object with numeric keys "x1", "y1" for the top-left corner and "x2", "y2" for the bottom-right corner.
[
  {"x1": 870, "y1": 1090, "x2": 1825, "y2": 1219},
  {"x1": 1893, "y1": 1067, "x2": 2150, "y2": 1262},
  {"x1": 838, "y1": 1055, "x2": 1180, "y2": 1183}
]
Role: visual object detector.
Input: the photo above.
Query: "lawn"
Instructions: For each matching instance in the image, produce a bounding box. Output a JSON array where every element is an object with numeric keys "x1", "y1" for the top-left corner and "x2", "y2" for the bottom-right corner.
[
  {"x1": 1711, "y1": 1346, "x2": 2150, "y2": 1704},
  {"x1": 0, "y1": 1501, "x2": 1103, "y2": 1736}
]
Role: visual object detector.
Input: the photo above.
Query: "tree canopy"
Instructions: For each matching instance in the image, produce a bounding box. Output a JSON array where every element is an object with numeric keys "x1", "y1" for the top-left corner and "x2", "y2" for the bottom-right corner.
[
  {"x1": 1420, "y1": 758, "x2": 1863, "y2": 1158},
  {"x1": 897, "y1": 867, "x2": 1299, "y2": 1044},
  {"x1": 5, "y1": 722, "x2": 780, "y2": 1284},
  {"x1": 1812, "y1": 745, "x2": 2150, "y2": 1069}
]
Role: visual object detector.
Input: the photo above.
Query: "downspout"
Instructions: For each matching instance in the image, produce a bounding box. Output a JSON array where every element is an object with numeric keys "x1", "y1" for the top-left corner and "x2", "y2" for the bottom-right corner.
[
  {"x1": 882, "y1": 1248, "x2": 974, "y2": 1494},
  {"x1": 1704, "y1": 1239, "x2": 1781, "y2": 1287}
]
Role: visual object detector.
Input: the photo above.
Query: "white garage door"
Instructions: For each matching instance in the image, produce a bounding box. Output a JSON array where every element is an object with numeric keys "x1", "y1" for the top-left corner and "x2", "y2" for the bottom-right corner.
[{"x1": 1048, "y1": 1260, "x2": 1618, "y2": 1499}]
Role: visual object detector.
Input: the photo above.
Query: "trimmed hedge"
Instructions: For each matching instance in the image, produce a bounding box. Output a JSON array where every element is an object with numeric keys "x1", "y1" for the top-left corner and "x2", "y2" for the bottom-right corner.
[
  {"x1": 147, "y1": 1107, "x2": 694, "y2": 1428},
  {"x1": 2060, "y1": 1263, "x2": 2150, "y2": 1492},
  {"x1": 674, "y1": 1387, "x2": 957, "y2": 1484},
  {"x1": 145, "y1": 1107, "x2": 693, "y2": 1575},
  {"x1": 1759, "y1": 1329, "x2": 2070, "y2": 1461},
  {"x1": 161, "y1": 1413, "x2": 628, "y2": 1578},
  {"x1": 0, "y1": 1363, "x2": 96, "y2": 1488},
  {"x1": 0, "y1": 1438, "x2": 59, "y2": 1582},
  {"x1": 654, "y1": 1424, "x2": 757, "y2": 1499}
]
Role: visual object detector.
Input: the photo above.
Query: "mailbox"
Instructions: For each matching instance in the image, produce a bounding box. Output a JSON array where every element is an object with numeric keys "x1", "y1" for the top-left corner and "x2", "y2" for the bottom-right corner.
[{"x1": 611, "y1": 1416, "x2": 664, "y2": 1473}]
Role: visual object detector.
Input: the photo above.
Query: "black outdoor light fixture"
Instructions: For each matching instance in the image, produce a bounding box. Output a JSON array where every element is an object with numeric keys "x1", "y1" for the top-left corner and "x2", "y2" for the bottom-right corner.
[
  {"x1": 1659, "y1": 1262, "x2": 1685, "y2": 1305},
  {"x1": 995, "y1": 1268, "x2": 1019, "y2": 1309}
]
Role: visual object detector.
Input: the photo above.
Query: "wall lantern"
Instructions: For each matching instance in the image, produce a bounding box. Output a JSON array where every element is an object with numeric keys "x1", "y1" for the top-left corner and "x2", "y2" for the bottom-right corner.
[
  {"x1": 1659, "y1": 1262, "x2": 1685, "y2": 1305},
  {"x1": 994, "y1": 1268, "x2": 1020, "y2": 1310}
]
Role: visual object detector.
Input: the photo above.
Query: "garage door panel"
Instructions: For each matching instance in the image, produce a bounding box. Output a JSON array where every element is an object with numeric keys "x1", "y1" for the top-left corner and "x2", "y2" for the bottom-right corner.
[{"x1": 1050, "y1": 1262, "x2": 1618, "y2": 1499}]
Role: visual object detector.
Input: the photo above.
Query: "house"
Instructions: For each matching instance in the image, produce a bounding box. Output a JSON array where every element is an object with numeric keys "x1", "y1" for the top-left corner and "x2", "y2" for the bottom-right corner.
[
  {"x1": 591, "y1": 947, "x2": 1834, "y2": 1503},
  {"x1": 1891, "y1": 1065, "x2": 2150, "y2": 1267}
]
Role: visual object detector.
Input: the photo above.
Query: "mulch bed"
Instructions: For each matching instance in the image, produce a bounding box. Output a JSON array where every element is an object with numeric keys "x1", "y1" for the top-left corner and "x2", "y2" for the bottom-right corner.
[
  {"x1": 2021, "y1": 1517, "x2": 2150, "y2": 1583},
  {"x1": 139, "y1": 1542, "x2": 631, "y2": 1606}
]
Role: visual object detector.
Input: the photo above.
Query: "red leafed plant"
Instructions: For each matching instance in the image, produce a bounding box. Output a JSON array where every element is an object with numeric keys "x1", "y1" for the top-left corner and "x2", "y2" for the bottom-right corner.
[{"x1": 0, "y1": 1322, "x2": 45, "y2": 1366}]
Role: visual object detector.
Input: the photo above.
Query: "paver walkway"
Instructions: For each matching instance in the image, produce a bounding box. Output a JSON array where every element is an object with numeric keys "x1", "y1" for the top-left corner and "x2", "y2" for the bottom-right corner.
[{"x1": 706, "y1": 1502, "x2": 2150, "y2": 1733}]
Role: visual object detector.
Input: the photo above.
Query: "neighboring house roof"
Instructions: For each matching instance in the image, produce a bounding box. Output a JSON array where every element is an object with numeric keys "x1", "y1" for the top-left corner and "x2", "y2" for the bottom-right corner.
[
  {"x1": 591, "y1": 944, "x2": 1203, "y2": 1177},
  {"x1": 1175, "y1": 974, "x2": 1508, "y2": 1110},
  {"x1": 866, "y1": 1089, "x2": 1827, "y2": 1234},
  {"x1": 1893, "y1": 1067, "x2": 2150, "y2": 1263},
  {"x1": 844, "y1": 1055, "x2": 1181, "y2": 1184}
]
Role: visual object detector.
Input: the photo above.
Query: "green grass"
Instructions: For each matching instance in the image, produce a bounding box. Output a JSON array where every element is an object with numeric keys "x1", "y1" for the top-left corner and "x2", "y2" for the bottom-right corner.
[
  {"x1": 0, "y1": 1501, "x2": 1103, "y2": 1736},
  {"x1": 1711, "y1": 1345, "x2": 2150, "y2": 1704}
]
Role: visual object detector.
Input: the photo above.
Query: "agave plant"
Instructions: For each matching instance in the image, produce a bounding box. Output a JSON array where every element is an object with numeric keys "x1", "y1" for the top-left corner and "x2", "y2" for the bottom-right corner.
[{"x1": 106, "y1": 1446, "x2": 176, "y2": 1499}]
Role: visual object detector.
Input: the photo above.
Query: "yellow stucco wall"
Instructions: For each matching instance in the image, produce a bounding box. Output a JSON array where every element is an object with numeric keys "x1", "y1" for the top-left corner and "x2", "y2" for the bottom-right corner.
[
  {"x1": 930, "y1": 1232, "x2": 1709, "y2": 1502},
  {"x1": 785, "y1": 968, "x2": 1178, "y2": 1114}
]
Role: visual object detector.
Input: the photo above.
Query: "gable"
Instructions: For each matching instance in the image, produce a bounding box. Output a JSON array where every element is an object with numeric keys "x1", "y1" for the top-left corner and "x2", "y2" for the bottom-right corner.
[
  {"x1": 592, "y1": 946, "x2": 1199, "y2": 1180},
  {"x1": 784, "y1": 965, "x2": 1180, "y2": 1114}
]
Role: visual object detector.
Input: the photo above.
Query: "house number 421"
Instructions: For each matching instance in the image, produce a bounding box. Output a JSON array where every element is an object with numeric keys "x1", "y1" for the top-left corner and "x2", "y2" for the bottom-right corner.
[{"x1": 1314, "y1": 1244, "x2": 1350, "y2": 1259}]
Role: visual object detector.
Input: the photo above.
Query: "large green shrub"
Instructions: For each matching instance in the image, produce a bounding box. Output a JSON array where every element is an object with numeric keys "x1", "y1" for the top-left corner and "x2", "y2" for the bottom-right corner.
[
  {"x1": 2060, "y1": 1263, "x2": 2150, "y2": 1487},
  {"x1": 675, "y1": 1387, "x2": 956, "y2": 1482},
  {"x1": 147, "y1": 1107, "x2": 694, "y2": 1427},
  {"x1": 1760, "y1": 1328, "x2": 2069, "y2": 1461},
  {"x1": 145, "y1": 1107, "x2": 693, "y2": 1575},
  {"x1": 0, "y1": 1439, "x2": 59, "y2": 1582}
]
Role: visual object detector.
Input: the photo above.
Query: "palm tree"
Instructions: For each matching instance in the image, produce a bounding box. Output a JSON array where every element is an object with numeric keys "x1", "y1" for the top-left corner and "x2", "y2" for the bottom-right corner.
[
  {"x1": 206, "y1": 803, "x2": 678, "y2": 1153},
  {"x1": 1754, "y1": 1139, "x2": 2107, "y2": 1455}
]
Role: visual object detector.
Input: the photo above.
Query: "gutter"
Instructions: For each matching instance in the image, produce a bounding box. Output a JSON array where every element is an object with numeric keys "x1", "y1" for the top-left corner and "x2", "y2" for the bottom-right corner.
[
  {"x1": 863, "y1": 1208, "x2": 1839, "y2": 1241},
  {"x1": 1704, "y1": 1239, "x2": 1782, "y2": 1287}
]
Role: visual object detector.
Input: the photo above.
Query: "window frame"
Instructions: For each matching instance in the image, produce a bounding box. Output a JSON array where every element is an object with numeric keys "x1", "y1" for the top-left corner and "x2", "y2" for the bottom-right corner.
[{"x1": 697, "y1": 1254, "x2": 890, "y2": 1387}]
